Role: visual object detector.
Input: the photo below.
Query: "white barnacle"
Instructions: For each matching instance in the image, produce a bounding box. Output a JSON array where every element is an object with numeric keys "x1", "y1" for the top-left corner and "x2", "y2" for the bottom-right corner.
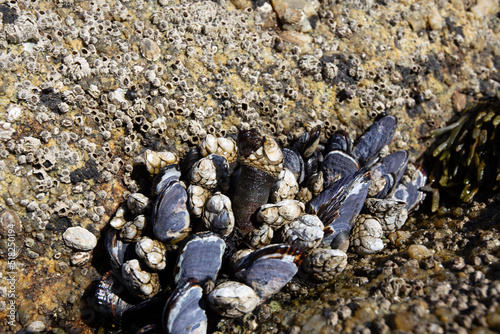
[{"x1": 68, "y1": 57, "x2": 91, "y2": 81}]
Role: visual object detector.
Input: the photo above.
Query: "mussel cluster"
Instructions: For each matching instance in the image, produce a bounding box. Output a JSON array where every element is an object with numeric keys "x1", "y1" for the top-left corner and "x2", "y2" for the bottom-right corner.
[
  {"x1": 430, "y1": 101, "x2": 500, "y2": 209},
  {"x1": 94, "y1": 116, "x2": 426, "y2": 333}
]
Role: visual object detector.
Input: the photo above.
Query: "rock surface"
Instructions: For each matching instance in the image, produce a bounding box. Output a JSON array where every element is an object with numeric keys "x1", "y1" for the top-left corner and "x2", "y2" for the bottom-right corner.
[{"x1": 0, "y1": 0, "x2": 497, "y2": 332}]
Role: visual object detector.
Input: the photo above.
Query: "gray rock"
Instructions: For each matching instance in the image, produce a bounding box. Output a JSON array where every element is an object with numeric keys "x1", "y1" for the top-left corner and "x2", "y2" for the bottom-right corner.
[{"x1": 63, "y1": 227, "x2": 97, "y2": 251}]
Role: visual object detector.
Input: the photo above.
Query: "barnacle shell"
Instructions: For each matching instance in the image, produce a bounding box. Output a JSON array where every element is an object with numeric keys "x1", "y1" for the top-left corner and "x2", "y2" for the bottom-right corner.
[
  {"x1": 200, "y1": 134, "x2": 237, "y2": 163},
  {"x1": 127, "y1": 193, "x2": 151, "y2": 215},
  {"x1": 120, "y1": 215, "x2": 146, "y2": 242},
  {"x1": 208, "y1": 281, "x2": 260, "y2": 318},
  {"x1": 364, "y1": 198, "x2": 408, "y2": 234},
  {"x1": 257, "y1": 199, "x2": 305, "y2": 230},
  {"x1": 303, "y1": 248, "x2": 347, "y2": 281},
  {"x1": 121, "y1": 259, "x2": 160, "y2": 300},
  {"x1": 270, "y1": 169, "x2": 299, "y2": 202},
  {"x1": 202, "y1": 193, "x2": 235, "y2": 237},
  {"x1": 187, "y1": 184, "x2": 211, "y2": 218},
  {"x1": 190, "y1": 154, "x2": 230, "y2": 191},
  {"x1": 135, "y1": 237, "x2": 167, "y2": 271},
  {"x1": 350, "y1": 214, "x2": 384, "y2": 255},
  {"x1": 248, "y1": 224, "x2": 274, "y2": 248},
  {"x1": 145, "y1": 150, "x2": 178, "y2": 176},
  {"x1": 281, "y1": 214, "x2": 324, "y2": 250}
]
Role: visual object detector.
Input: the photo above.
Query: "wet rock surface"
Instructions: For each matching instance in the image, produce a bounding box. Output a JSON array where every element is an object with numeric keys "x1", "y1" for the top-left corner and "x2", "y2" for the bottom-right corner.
[{"x1": 0, "y1": 0, "x2": 498, "y2": 332}]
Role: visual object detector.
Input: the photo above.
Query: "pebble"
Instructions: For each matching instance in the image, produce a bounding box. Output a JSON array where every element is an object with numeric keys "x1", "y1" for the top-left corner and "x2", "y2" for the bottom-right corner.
[
  {"x1": 25, "y1": 320, "x2": 46, "y2": 333},
  {"x1": 393, "y1": 311, "x2": 415, "y2": 331},
  {"x1": 140, "y1": 38, "x2": 161, "y2": 61},
  {"x1": 63, "y1": 227, "x2": 97, "y2": 251},
  {"x1": 408, "y1": 244, "x2": 433, "y2": 260},
  {"x1": 0, "y1": 209, "x2": 23, "y2": 238},
  {"x1": 487, "y1": 311, "x2": 500, "y2": 330}
]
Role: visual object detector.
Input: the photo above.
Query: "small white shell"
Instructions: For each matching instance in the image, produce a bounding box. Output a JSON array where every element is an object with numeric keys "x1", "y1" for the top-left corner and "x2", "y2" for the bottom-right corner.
[
  {"x1": 189, "y1": 156, "x2": 218, "y2": 189},
  {"x1": 127, "y1": 193, "x2": 151, "y2": 215},
  {"x1": 270, "y1": 169, "x2": 299, "y2": 202},
  {"x1": 248, "y1": 224, "x2": 273, "y2": 248}
]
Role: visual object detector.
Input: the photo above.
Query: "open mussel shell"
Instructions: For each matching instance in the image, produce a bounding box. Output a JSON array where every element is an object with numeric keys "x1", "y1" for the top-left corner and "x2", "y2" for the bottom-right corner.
[
  {"x1": 162, "y1": 279, "x2": 207, "y2": 334},
  {"x1": 235, "y1": 244, "x2": 304, "y2": 300},
  {"x1": 352, "y1": 115, "x2": 397, "y2": 166},
  {"x1": 151, "y1": 177, "x2": 191, "y2": 245},
  {"x1": 95, "y1": 271, "x2": 135, "y2": 323},
  {"x1": 174, "y1": 232, "x2": 225, "y2": 286}
]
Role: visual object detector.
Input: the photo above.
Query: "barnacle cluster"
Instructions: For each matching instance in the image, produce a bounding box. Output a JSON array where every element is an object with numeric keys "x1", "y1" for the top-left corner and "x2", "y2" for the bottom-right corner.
[
  {"x1": 430, "y1": 100, "x2": 500, "y2": 209},
  {"x1": 0, "y1": 0, "x2": 498, "y2": 331}
]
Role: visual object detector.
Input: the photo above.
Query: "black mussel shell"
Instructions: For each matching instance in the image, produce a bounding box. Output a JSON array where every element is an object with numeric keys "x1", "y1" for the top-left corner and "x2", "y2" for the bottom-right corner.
[
  {"x1": 369, "y1": 150, "x2": 408, "y2": 199},
  {"x1": 352, "y1": 115, "x2": 397, "y2": 166},
  {"x1": 152, "y1": 180, "x2": 190, "y2": 244},
  {"x1": 162, "y1": 279, "x2": 207, "y2": 334},
  {"x1": 293, "y1": 125, "x2": 322, "y2": 158},
  {"x1": 151, "y1": 164, "x2": 181, "y2": 199},
  {"x1": 322, "y1": 150, "x2": 360, "y2": 189},
  {"x1": 174, "y1": 231, "x2": 225, "y2": 286},
  {"x1": 122, "y1": 295, "x2": 167, "y2": 332},
  {"x1": 95, "y1": 271, "x2": 135, "y2": 323},
  {"x1": 180, "y1": 147, "x2": 202, "y2": 178},
  {"x1": 326, "y1": 130, "x2": 352, "y2": 154},
  {"x1": 283, "y1": 148, "x2": 305, "y2": 184},
  {"x1": 234, "y1": 244, "x2": 304, "y2": 300},
  {"x1": 308, "y1": 170, "x2": 370, "y2": 245},
  {"x1": 105, "y1": 228, "x2": 137, "y2": 272},
  {"x1": 392, "y1": 164, "x2": 427, "y2": 212}
]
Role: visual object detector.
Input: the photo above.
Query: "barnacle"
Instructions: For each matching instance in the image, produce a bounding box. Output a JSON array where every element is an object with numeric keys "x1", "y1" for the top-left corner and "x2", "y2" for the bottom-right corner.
[{"x1": 430, "y1": 100, "x2": 500, "y2": 209}]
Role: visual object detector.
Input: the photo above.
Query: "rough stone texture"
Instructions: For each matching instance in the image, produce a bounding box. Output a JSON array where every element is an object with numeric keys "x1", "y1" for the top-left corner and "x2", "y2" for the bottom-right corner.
[
  {"x1": 62, "y1": 227, "x2": 97, "y2": 251},
  {"x1": 0, "y1": 0, "x2": 497, "y2": 332}
]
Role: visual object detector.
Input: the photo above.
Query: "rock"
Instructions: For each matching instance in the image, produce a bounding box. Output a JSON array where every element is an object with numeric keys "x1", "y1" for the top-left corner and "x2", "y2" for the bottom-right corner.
[
  {"x1": 427, "y1": 9, "x2": 443, "y2": 31},
  {"x1": 26, "y1": 320, "x2": 46, "y2": 333},
  {"x1": 0, "y1": 209, "x2": 23, "y2": 238},
  {"x1": 408, "y1": 244, "x2": 433, "y2": 260},
  {"x1": 63, "y1": 227, "x2": 97, "y2": 251}
]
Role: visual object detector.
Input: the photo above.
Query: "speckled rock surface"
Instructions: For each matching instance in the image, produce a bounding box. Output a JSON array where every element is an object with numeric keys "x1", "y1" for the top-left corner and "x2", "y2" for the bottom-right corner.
[{"x1": 0, "y1": 0, "x2": 498, "y2": 332}]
